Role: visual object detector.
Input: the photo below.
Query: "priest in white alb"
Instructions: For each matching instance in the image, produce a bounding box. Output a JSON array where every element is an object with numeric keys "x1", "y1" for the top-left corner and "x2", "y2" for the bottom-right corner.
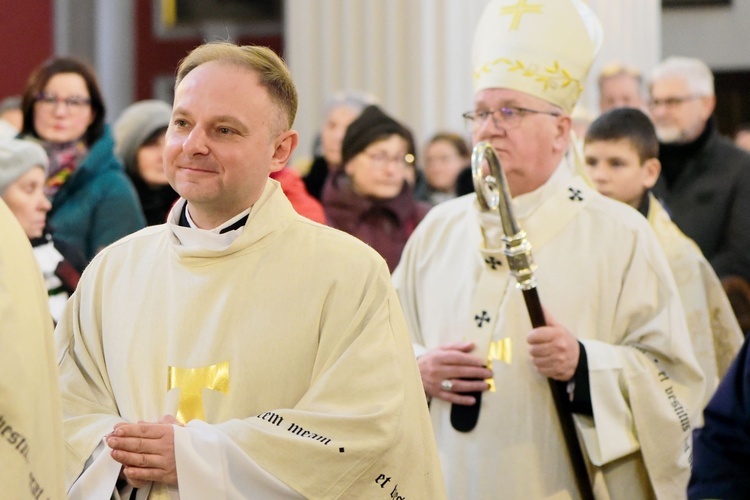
[
  {"x1": 392, "y1": 1, "x2": 705, "y2": 498},
  {"x1": 0, "y1": 198, "x2": 65, "y2": 500},
  {"x1": 56, "y1": 42, "x2": 445, "y2": 499}
]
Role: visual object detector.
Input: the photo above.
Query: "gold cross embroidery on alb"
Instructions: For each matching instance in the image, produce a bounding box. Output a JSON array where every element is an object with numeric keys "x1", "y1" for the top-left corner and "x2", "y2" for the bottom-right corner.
[
  {"x1": 485, "y1": 338, "x2": 512, "y2": 392},
  {"x1": 168, "y1": 361, "x2": 229, "y2": 424}
]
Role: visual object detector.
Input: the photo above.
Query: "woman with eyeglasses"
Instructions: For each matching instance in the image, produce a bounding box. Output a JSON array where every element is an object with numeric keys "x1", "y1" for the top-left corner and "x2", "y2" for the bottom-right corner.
[
  {"x1": 322, "y1": 105, "x2": 430, "y2": 272},
  {"x1": 20, "y1": 57, "x2": 145, "y2": 265}
]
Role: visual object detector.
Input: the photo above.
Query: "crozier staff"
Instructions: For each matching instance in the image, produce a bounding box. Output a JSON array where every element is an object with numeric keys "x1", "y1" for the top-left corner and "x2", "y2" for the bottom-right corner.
[
  {"x1": 465, "y1": 142, "x2": 592, "y2": 499},
  {"x1": 392, "y1": 0, "x2": 705, "y2": 498}
]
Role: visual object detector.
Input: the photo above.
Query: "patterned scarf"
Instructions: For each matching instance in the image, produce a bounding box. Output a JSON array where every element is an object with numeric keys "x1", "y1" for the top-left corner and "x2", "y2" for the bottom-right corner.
[{"x1": 40, "y1": 140, "x2": 88, "y2": 198}]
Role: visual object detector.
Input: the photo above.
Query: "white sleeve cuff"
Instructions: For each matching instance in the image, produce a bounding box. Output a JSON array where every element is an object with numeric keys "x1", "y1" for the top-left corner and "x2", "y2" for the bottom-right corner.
[
  {"x1": 173, "y1": 420, "x2": 303, "y2": 499},
  {"x1": 68, "y1": 437, "x2": 134, "y2": 500},
  {"x1": 412, "y1": 342, "x2": 428, "y2": 358}
]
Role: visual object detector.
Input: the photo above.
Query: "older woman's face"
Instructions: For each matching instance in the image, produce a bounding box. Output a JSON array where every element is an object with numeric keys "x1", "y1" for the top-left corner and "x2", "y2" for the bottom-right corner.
[
  {"x1": 33, "y1": 72, "x2": 94, "y2": 144},
  {"x1": 321, "y1": 105, "x2": 360, "y2": 168},
  {"x1": 2, "y1": 166, "x2": 51, "y2": 239}
]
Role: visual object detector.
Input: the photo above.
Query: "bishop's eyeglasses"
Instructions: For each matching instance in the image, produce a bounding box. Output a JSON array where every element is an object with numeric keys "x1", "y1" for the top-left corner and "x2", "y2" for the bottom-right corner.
[{"x1": 463, "y1": 106, "x2": 561, "y2": 131}]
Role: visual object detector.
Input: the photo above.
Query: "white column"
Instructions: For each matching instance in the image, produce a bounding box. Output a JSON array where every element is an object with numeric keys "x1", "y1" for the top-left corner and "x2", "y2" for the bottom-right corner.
[
  {"x1": 53, "y1": 0, "x2": 72, "y2": 55},
  {"x1": 285, "y1": 0, "x2": 661, "y2": 165},
  {"x1": 94, "y1": 0, "x2": 135, "y2": 124},
  {"x1": 54, "y1": 0, "x2": 96, "y2": 60},
  {"x1": 285, "y1": 0, "x2": 486, "y2": 165}
]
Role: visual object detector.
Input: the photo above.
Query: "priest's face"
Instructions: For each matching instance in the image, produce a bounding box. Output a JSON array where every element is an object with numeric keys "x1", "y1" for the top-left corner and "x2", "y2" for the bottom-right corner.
[
  {"x1": 164, "y1": 61, "x2": 298, "y2": 228},
  {"x1": 471, "y1": 88, "x2": 570, "y2": 197}
]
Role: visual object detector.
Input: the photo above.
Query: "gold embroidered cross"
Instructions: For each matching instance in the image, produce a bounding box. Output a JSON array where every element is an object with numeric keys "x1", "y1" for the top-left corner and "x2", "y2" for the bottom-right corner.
[
  {"x1": 500, "y1": 0, "x2": 544, "y2": 31},
  {"x1": 485, "y1": 338, "x2": 512, "y2": 392},
  {"x1": 168, "y1": 361, "x2": 229, "y2": 424}
]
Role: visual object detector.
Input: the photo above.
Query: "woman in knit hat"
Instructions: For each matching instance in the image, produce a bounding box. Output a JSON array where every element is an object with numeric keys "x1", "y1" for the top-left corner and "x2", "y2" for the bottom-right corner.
[
  {"x1": 0, "y1": 137, "x2": 84, "y2": 322},
  {"x1": 114, "y1": 99, "x2": 178, "y2": 225},
  {"x1": 322, "y1": 105, "x2": 430, "y2": 272}
]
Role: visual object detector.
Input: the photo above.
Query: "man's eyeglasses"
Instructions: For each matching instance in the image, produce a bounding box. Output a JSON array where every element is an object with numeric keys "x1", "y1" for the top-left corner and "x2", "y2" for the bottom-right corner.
[
  {"x1": 648, "y1": 95, "x2": 703, "y2": 109},
  {"x1": 462, "y1": 106, "x2": 561, "y2": 131},
  {"x1": 35, "y1": 92, "x2": 91, "y2": 112},
  {"x1": 363, "y1": 151, "x2": 415, "y2": 169}
]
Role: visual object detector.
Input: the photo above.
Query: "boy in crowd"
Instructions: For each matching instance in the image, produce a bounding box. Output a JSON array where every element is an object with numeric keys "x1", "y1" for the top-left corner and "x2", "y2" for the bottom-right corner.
[{"x1": 584, "y1": 107, "x2": 742, "y2": 405}]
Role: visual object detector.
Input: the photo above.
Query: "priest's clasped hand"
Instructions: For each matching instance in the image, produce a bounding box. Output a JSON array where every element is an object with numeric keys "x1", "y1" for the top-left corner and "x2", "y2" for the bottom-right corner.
[
  {"x1": 418, "y1": 341, "x2": 493, "y2": 405},
  {"x1": 107, "y1": 414, "x2": 183, "y2": 488},
  {"x1": 527, "y1": 310, "x2": 579, "y2": 381}
]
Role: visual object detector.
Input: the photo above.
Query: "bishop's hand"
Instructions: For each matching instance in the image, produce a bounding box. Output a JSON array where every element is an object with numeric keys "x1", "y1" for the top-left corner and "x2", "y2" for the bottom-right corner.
[
  {"x1": 527, "y1": 310, "x2": 579, "y2": 381},
  {"x1": 418, "y1": 341, "x2": 493, "y2": 405}
]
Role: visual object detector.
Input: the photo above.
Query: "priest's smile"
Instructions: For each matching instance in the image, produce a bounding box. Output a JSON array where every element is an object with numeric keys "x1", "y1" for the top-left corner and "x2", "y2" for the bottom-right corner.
[{"x1": 179, "y1": 165, "x2": 218, "y2": 175}]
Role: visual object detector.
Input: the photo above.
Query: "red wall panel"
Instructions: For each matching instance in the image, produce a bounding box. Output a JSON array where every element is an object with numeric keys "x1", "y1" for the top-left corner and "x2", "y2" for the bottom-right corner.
[{"x1": 0, "y1": 0, "x2": 53, "y2": 99}]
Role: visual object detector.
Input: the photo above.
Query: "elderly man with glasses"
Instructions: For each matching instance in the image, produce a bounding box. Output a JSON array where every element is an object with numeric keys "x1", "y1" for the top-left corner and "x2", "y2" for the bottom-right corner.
[
  {"x1": 392, "y1": 1, "x2": 705, "y2": 498},
  {"x1": 648, "y1": 56, "x2": 750, "y2": 288}
]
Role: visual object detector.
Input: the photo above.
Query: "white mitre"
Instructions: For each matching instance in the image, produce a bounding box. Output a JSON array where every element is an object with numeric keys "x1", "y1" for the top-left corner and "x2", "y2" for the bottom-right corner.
[{"x1": 472, "y1": 0, "x2": 603, "y2": 114}]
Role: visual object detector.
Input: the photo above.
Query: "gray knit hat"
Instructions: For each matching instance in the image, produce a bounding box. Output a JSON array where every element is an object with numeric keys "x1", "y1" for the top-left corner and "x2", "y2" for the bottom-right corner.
[
  {"x1": 0, "y1": 138, "x2": 49, "y2": 194},
  {"x1": 114, "y1": 100, "x2": 172, "y2": 175}
]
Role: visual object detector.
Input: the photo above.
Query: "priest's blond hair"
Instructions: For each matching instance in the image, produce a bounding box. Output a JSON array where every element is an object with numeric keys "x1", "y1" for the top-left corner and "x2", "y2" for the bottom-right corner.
[{"x1": 175, "y1": 42, "x2": 298, "y2": 131}]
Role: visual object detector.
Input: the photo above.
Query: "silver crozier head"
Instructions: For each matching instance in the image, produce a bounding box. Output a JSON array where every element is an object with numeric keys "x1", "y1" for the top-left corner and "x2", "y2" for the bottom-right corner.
[{"x1": 470, "y1": 141, "x2": 537, "y2": 291}]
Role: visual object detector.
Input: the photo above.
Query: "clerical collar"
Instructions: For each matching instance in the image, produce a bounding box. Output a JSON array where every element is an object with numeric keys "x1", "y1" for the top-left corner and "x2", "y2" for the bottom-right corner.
[{"x1": 168, "y1": 199, "x2": 252, "y2": 250}]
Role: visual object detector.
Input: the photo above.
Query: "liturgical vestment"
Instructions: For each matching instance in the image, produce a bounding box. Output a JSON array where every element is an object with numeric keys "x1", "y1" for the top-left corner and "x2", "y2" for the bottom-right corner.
[
  {"x1": 647, "y1": 193, "x2": 743, "y2": 406},
  {"x1": 392, "y1": 163, "x2": 705, "y2": 499},
  {"x1": 0, "y1": 200, "x2": 66, "y2": 499},
  {"x1": 56, "y1": 179, "x2": 445, "y2": 499}
]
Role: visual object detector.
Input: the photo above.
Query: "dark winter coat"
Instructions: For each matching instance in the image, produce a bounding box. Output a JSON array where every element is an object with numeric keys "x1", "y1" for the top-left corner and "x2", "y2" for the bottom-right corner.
[{"x1": 322, "y1": 172, "x2": 430, "y2": 272}]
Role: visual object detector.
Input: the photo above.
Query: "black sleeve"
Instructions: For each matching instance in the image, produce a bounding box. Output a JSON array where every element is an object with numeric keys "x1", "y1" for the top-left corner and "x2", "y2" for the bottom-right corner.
[{"x1": 566, "y1": 341, "x2": 592, "y2": 416}]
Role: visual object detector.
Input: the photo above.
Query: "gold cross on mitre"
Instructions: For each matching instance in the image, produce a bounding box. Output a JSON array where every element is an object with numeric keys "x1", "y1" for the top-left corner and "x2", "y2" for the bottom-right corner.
[
  {"x1": 168, "y1": 361, "x2": 229, "y2": 424},
  {"x1": 485, "y1": 338, "x2": 512, "y2": 392},
  {"x1": 499, "y1": 0, "x2": 544, "y2": 31}
]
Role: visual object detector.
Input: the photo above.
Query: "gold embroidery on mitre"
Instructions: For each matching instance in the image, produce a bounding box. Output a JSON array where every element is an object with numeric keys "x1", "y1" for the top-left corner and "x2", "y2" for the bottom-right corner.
[
  {"x1": 473, "y1": 58, "x2": 583, "y2": 100},
  {"x1": 167, "y1": 361, "x2": 229, "y2": 424},
  {"x1": 499, "y1": 0, "x2": 544, "y2": 31},
  {"x1": 485, "y1": 338, "x2": 512, "y2": 392}
]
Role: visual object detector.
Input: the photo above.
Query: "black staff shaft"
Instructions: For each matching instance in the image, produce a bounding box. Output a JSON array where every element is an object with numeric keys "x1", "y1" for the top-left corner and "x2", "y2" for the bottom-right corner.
[{"x1": 522, "y1": 287, "x2": 594, "y2": 500}]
